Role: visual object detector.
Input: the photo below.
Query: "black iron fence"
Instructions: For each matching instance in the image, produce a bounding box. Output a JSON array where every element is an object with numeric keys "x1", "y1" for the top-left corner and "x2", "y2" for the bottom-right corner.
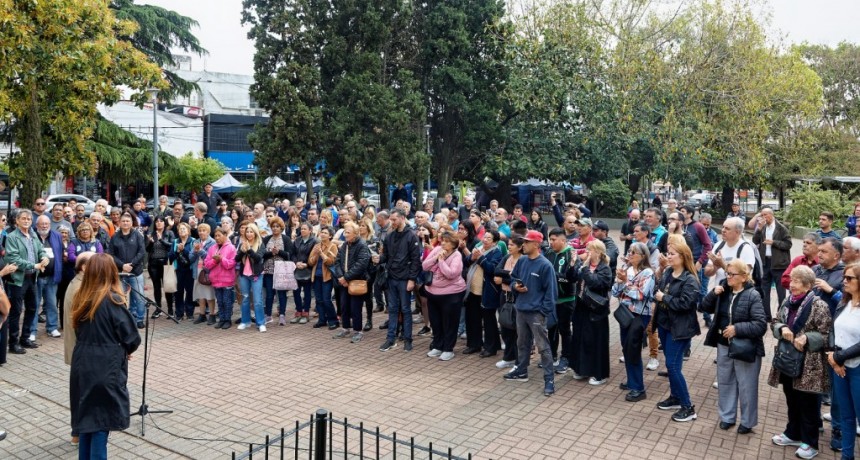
[{"x1": 231, "y1": 409, "x2": 477, "y2": 460}]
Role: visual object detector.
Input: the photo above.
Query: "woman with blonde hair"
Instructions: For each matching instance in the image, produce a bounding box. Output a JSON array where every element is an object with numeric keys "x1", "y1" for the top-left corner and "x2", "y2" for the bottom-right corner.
[
  {"x1": 69, "y1": 254, "x2": 141, "y2": 459},
  {"x1": 653, "y1": 236, "x2": 701, "y2": 422},
  {"x1": 358, "y1": 219, "x2": 379, "y2": 331},
  {"x1": 169, "y1": 222, "x2": 196, "y2": 321},
  {"x1": 332, "y1": 221, "x2": 371, "y2": 343},
  {"x1": 700, "y1": 258, "x2": 767, "y2": 434},
  {"x1": 235, "y1": 222, "x2": 267, "y2": 332},
  {"x1": 570, "y1": 239, "x2": 613, "y2": 386}
]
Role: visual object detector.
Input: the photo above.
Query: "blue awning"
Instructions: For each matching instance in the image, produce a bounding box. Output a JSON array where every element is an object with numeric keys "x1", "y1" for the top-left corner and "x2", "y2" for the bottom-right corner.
[{"x1": 207, "y1": 151, "x2": 256, "y2": 172}]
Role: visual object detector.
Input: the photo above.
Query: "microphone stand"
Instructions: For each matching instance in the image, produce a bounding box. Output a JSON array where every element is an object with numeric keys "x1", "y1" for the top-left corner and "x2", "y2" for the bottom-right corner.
[{"x1": 124, "y1": 275, "x2": 176, "y2": 436}]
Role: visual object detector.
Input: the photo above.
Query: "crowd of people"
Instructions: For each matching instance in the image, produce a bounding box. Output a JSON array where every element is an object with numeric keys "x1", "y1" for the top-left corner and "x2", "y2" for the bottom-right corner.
[{"x1": 4, "y1": 185, "x2": 860, "y2": 459}]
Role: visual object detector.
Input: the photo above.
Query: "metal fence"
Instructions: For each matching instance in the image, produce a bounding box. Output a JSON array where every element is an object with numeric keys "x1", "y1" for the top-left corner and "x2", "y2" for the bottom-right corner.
[{"x1": 231, "y1": 409, "x2": 476, "y2": 460}]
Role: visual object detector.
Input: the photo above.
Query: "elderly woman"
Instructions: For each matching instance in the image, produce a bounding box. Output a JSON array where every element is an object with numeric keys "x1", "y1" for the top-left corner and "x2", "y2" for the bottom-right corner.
[
  {"x1": 653, "y1": 235, "x2": 701, "y2": 422},
  {"x1": 169, "y1": 222, "x2": 196, "y2": 321},
  {"x1": 612, "y1": 242, "x2": 655, "y2": 402},
  {"x1": 423, "y1": 231, "x2": 467, "y2": 361},
  {"x1": 570, "y1": 239, "x2": 613, "y2": 386},
  {"x1": 331, "y1": 222, "x2": 371, "y2": 343},
  {"x1": 829, "y1": 263, "x2": 860, "y2": 457},
  {"x1": 769, "y1": 265, "x2": 832, "y2": 459},
  {"x1": 190, "y1": 223, "x2": 217, "y2": 325},
  {"x1": 700, "y1": 258, "x2": 767, "y2": 434}
]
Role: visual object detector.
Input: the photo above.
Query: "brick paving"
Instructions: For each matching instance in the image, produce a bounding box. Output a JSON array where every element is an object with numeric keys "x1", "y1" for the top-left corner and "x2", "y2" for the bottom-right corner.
[{"x1": 0, "y1": 231, "x2": 845, "y2": 459}]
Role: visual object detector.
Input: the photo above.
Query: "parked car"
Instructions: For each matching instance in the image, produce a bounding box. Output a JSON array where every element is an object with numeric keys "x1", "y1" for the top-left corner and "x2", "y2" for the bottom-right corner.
[
  {"x1": 145, "y1": 196, "x2": 195, "y2": 214},
  {"x1": 687, "y1": 192, "x2": 714, "y2": 210},
  {"x1": 45, "y1": 194, "x2": 96, "y2": 215},
  {"x1": 363, "y1": 194, "x2": 380, "y2": 209}
]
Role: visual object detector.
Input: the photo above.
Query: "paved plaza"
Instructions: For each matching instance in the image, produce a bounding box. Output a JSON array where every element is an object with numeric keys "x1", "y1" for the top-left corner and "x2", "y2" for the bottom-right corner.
[{"x1": 0, "y1": 232, "x2": 844, "y2": 459}]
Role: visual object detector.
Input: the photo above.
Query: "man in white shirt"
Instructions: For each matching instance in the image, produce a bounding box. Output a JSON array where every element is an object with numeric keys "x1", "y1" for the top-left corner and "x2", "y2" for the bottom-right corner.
[{"x1": 705, "y1": 217, "x2": 757, "y2": 289}]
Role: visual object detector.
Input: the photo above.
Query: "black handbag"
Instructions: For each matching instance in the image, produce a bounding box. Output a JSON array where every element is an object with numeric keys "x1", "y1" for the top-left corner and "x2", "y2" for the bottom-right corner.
[
  {"x1": 498, "y1": 298, "x2": 516, "y2": 330},
  {"x1": 584, "y1": 287, "x2": 609, "y2": 311},
  {"x1": 773, "y1": 338, "x2": 805, "y2": 378},
  {"x1": 728, "y1": 337, "x2": 757, "y2": 363},
  {"x1": 613, "y1": 305, "x2": 635, "y2": 329},
  {"x1": 294, "y1": 268, "x2": 312, "y2": 282}
]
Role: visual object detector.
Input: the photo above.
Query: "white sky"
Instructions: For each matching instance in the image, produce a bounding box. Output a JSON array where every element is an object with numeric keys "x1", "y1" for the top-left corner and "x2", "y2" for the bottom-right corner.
[{"x1": 140, "y1": 0, "x2": 860, "y2": 76}]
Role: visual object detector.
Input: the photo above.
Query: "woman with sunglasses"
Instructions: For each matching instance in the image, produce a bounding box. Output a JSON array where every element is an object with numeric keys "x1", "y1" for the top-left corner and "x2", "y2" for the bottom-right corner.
[{"x1": 828, "y1": 263, "x2": 860, "y2": 457}]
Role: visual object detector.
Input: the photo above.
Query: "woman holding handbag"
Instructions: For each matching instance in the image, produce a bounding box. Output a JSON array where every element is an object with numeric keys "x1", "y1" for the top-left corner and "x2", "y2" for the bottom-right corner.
[
  {"x1": 652, "y1": 235, "x2": 701, "y2": 422},
  {"x1": 292, "y1": 222, "x2": 317, "y2": 324},
  {"x1": 699, "y1": 258, "x2": 767, "y2": 434},
  {"x1": 493, "y1": 235, "x2": 524, "y2": 369},
  {"x1": 569, "y1": 239, "x2": 613, "y2": 386},
  {"x1": 262, "y1": 217, "x2": 294, "y2": 326},
  {"x1": 190, "y1": 224, "x2": 217, "y2": 325},
  {"x1": 168, "y1": 223, "x2": 196, "y2": 321},
  {"x1": 331, "y1": 222, "x2": 371, "y2": 343},
  {"x1": 235, "y1": 223, "x2": 267, "y2": 332},
  {"x1": 143, "y1": 218, "x2": 172, "y2": 319},
  {"x1": 611, "y1": 242, "x2": 655, "y2": 402},
  {"x1": 769, "y1": 265, "x2": 832, "y2": 459}
]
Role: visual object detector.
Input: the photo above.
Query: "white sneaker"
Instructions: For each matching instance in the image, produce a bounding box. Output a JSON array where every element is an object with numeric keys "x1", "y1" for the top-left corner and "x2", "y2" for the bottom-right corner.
[
  {"x1": 237, "y1": 323, "x2": 249, "y2": 330},
  {"x1": 713, "y1": 381, "x2": 718, "y2": 389},
  {"x1": 795, "y1": 443, "x2": 818, "y2": 459},
  {"x1": 459, "y1": 332, "x2": 466, "y2": 339},
  {"x1": 28, "y1": 333, "x2": 36, "y2": 342},
  {"x1": 571, "y1": 371, "x2": 587, "y2": 380},
  {"x1": 427, "y1": 349, "x2": 442, "y2": 358},
  {"x1": 49, "y1": 330, "x2": 61, "y2": 338},
  {"x1": 588, "y1": 377, "x2": 608, "y2": 386},
  {"x1": 259, "y1": 325, "x2": 267, "y2": 333},
  {"x1": 439, "y1": 351, "x2": 454, "y2": 361},
  {"x1": 822, "y1": 412, "x2": 832, "y2": 422},
  {"x1": 856, "y1": 422, "x2": 860, "y2": 436},
  {"x1": 495, "y1": 359, "x2": 515, "y2": 369},
  {"x1": 646, "y1": 358, "x2": 659, "y2": 371},
  {"x1": 618, "y1": 356, "x2": 625, "y2": 363}
]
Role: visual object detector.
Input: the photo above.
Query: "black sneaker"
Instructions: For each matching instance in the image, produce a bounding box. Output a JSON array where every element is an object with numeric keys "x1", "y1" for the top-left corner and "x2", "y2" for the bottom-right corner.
[
  {"x1": 543, "y1": 380, "x2": 555, "y2": 396},
  {"x1": 504, "y1": 369, "x2": 529, "y2": 382},
  {"x1": 625, "y1": 390, "x2": 647, "y2": 402},
  {"x1": 150, "y1": 311, "x2": 163, "y2": 319},
  {"x1": 683, "y1": 348, "x2": 691, "y2": 360},
  {"x1": 136, "y1": 321, "x2": 145, "y2": 329},
  {"x1": 379, "y1": 340, "x2": 397, "y2": 352},
  {"x1": 657, "y1": 396, "x2": 682, "y2": 411},
  {"x1": 193, "y1": 314, "x2": 207, "y2": 324},
  {"x1": 404, "y1": 341, "x2": 413, "y2": 352},
  {"x1": 619, "y1": 382, "x2": 630, "y2": 391},
  {"x1": 671, "y1": 405, "x2": 697, "y2": 422},
  {"x1": 417, "y1": 326, "x2": 431, "y2": 336}
]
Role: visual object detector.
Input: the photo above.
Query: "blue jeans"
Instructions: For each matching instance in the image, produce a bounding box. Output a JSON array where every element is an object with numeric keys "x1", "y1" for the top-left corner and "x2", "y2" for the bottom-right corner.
[
  {"x1": 313, "y1": 278, "x2": 338, "y2": 326},
  {"x1": 830, "y1": 367, "x2": 842, "y2": 437},
  {"x1": 834, "y1": 365, "x2": 860, "y2": 457},
  {"x1": 293, "y1": 280, "x2": 312, "y2": 313},
  {"x1": 386, "y1": 279, "x2": 412, "y2": 342},
  {"x1": 120, "y1": 274, "x2": 145, "y2": 323},
  {"x1": 32, "y1": 277, "x2": 59, "y2": 333},
  {"x1": 263, "y1": 273, "x2": 288, "y2": 316},
  {"x1": 78, "y1": 430, "x2": 109, "y2": 460},
  {"x1": 658, "y1": 326, "x2": 693, "y2": 408},
  {"x1": 214, "y1": 287, "x2": 235, "y2": 322},
  {"x1": 620, "y1": 314, "x2": 651, "y2": 392},
  {"x1": 239, "y1": 274, "x2": 264, "y2": 326},
  {"x1": 698, "y1": 269, "x2": 711, "y2": 323}
]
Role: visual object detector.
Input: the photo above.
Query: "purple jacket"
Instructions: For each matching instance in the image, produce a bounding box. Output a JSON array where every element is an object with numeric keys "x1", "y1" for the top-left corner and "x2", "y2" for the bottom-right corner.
[{"x1": 422, "y1": 246, "x2": 466, "y2": 295}]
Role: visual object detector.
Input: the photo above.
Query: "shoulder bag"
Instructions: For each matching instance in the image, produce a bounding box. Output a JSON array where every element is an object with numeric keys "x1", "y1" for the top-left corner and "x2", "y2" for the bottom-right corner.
[
  {"x1": 344, "y1": 244, "x2": 368, "y2": 296},
  {"x1": 163, "y1": 263, "x2": 178, "y2": 293},
  {"x1": 498, "y1": 292, "x2": 516, "y2": 330},
  {"x1": 613, "y1": 304, "x2": 635, "y2": 329},
  {"x1": 773, "y1": 338, "x2": 805, "y2": 378},
  {"x1": 584, "y1": 287, "x2": 609, "y2": 311}
]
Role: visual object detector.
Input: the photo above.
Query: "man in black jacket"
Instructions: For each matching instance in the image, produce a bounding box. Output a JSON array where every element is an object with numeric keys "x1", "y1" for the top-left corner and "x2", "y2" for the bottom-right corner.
[
  {"x1": 374, "y1": 209, "x2": 421, "y2": 352},
  {"x1": 108, "y1": 214, "x2": 146, "y2": 328},
  {"x1": 198, "y1": 183, "x2": 222, "y2": 219},
  {"x1": 752, "y1": 206, "x2": 792, "y2": 313}
]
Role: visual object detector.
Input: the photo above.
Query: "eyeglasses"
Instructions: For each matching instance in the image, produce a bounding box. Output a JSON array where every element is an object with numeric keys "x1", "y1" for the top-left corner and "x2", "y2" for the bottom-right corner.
[
  {"x1": 35, "y1": 202, "x2": 45, "y2": 206},
  {"x1": 726, "y1": 272, "x2": 740, "y2": 278},
  {"x1": 845, "y1": 275, "x2": 857, "y2": 282}
]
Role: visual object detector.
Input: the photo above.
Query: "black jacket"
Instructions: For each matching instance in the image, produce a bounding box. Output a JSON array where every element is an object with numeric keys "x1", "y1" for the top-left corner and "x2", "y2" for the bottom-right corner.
[
  {"x1": 262, "y1": 234, "x2": 294, "y2": 262},
  {"x1": 654, "y1": 269, "x2": 701, "y2": 340},
  {"x1": 146, "y1": 230, "x2": 175, "y2": 262},
  {"x1": 814, "y1": 262, "x2": 845, "y2": 315},
  {"x1": 379, "y1": 227, "x2": 421, "y2": 281},
  {"x1": 752, "y1": 220, "x2": 793, "y2": 269},
  {"x1": 572, "y1": 260, "x2": 613, "y2": 321},
  {"x1": 108, "y1": 229, "x2": 146, "y2": 276},
  {"x1": 292, "y1": 235, "x2": 318, "y2": 265},
  {"x1": 70, "y1": 295, "x2": 141, "y2": 434},
  {"x1": 333, "y1": 238, "x2": 371, "y2": 282},
  {"x1": 235, "y1": 242, "x2": 266, "y2": 276},
  {"x1": 198, "y1": 191, "x2": 222, "y2": 218},
  {"x1": 700, "y1": 281, "x2": 768, "y2": 357}
]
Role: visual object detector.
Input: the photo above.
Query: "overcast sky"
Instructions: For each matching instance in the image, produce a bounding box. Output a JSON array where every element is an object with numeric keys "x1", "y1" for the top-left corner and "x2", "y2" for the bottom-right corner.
[{"x1": 140, "y1": 0, "x2": 860, "y2": 76}]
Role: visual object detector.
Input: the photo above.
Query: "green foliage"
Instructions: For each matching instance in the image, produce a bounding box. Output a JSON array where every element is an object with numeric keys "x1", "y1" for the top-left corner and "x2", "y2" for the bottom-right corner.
[
  {"x1": 590, "y1": 179, "x2": 630, "y2": 218},
  {"x1": 783, "y1": 183, "x2": 852, "y2": 229},
  {"x1": 160, "y1": 152, "x2": 224, "y2": 193},
  {"x1": 87, "y1": 117, "x2": 180, "y2": 184}
]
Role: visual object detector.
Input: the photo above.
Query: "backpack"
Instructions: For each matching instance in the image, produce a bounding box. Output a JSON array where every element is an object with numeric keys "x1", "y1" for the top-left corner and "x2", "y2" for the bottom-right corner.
[{"x1": 714, "y1": 240, "x2": 763, "y2": 288}]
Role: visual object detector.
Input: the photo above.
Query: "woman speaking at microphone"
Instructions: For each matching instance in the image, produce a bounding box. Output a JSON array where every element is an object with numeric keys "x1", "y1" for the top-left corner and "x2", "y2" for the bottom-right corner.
[{"x1": 69, "y1": 254, "x2": 141, "y2": 459}]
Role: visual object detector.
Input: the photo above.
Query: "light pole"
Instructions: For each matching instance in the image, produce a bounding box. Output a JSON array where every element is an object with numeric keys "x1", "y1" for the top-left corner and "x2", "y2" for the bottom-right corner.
[
  {"x1": 424, "y1": 124, "x2": 431, "y2": 205},
  {"x1": 146, "y1": 88, "x2": 159, "y2": 202}
]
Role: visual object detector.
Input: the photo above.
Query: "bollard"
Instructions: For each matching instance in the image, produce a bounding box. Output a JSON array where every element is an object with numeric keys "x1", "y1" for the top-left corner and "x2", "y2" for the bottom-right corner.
[{"x1": 314, "y1": 409, "x2": 328, "y2": 460}]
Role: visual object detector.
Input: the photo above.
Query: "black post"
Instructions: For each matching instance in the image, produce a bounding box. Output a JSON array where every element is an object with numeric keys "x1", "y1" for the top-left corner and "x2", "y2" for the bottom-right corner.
[{"x1": 314, "y1": 409, "x2": 328, "y2": 460}]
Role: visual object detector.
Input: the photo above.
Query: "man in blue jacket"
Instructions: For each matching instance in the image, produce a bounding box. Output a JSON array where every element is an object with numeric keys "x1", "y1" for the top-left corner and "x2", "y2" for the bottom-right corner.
[{"x1": 504, "y1": 230, "x2": 558, "y2": 396}]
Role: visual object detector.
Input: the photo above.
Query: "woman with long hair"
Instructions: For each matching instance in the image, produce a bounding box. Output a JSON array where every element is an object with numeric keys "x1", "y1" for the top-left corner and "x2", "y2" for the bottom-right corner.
[
  {"x1": 829, "y1": 263, "x2": 860, "y2": 456},
  {"x1": 570, "y1": 239, "x2": 613, "y2": 386},
  {"x1": 493, "y1": 235, "x2": 524, "y2": 368},
  {"x1": 168, "y1": 222, "x2": 195, "y2": 321},
  {"x1": 414, "y1": 222, "x2": 437, "y2": 336},
  {"x1": 308, "y1": 226, "x2": 339, "y2": 329},
  {"x1": 612, "y1": 241, "x2": 656, "y2": 402},
  {"x1": 528, "y1": 210, "x2": 548, "y2": 242},
  {"x1": 69, "y1": 254, "x2": 141, "y2": 459},
  {"x1": 236, "y1": 222, "x2": 267, "y2": 332},
  {"x1": 653, "y1": 235, "x2": 701, "y2": 422},
  {"x1": 292, "y1": 222, "x2": 317, "y2": 323},
  {"x1": 204, "y1": 227, "x2": 237, "y2": 329},
  {"x1": 145, "y1": 217, "x2": 174, "y2": 318},
  {"x1": 358, "y1": 219, "x2": 379, "y2": 331},
  {"x1": 262, "y1": 217, "x2": 294, "y2": 325}
]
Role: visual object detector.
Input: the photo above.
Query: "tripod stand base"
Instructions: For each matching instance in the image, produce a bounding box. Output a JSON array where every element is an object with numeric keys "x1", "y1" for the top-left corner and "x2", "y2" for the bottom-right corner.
[{"x1": 131, "y1": 403, "x2": 174, "y2": 436}]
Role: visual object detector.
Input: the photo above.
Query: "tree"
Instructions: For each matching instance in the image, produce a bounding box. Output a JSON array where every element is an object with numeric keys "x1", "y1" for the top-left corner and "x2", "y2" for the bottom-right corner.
[
  {"x1": 87, "y1": 115, "x2": 181, "y2": 185},
  {"x1": 160, "y1": 152, "x2": 225, "y2": 193},
  {"x1": 0, "y1": 0, "x2": 163, "y2": 207}
]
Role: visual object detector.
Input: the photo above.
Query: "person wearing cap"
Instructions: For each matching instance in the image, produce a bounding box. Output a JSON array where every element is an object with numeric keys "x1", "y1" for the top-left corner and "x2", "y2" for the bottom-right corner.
[
  {"x1": 503, "y1": 230, "x2": 558, "y2": 397},
  {"x1": 570, "y1": 217, "x2": 595, "y2": 256},
  {"x1": 726, "y1": 202, "x2": 746, "y2": 224},
  {"x1": 593, "y1": 220, "x2": 619, "y2": 273},
  {"x1": 198, "y1": 183, "x2": 222, "y2": 220},
  {"x1": 544, "y1": 228, "x2": 577, "y2": 374}
]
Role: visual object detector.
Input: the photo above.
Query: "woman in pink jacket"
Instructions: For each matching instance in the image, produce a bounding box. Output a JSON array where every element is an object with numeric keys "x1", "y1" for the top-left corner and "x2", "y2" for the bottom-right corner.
[
  {"x1": 423, "y1": 231, "x2": 467, "y2": 361},
  {"x1": 204, "y1": 227, "x2": 237, "y2": 329}
]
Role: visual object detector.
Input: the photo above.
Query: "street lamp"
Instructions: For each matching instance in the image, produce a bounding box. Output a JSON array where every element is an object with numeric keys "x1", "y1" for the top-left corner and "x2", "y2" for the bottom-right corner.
[
  {"x1": 424, "y1": 124, "x2": 431, "y2": 205},
  {"x1": 146, "y1": 88, "x2": 159, "y2": 202}
]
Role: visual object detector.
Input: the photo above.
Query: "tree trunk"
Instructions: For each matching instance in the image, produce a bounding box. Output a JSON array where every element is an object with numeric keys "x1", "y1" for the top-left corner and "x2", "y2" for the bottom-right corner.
[
  {"x1": 492, "y1": 178, "x2": 513, "y2": 209},
  {"x1": 414, "y1": 177, "x2": 424, "y2": 214},
  {"x1": 756, "y1": 187, "x2": 763, "y2": 210},
  {"x1": 721, "y1": 186, "x2": 735, "y2": 218},
  {"x1": 19, "y1": 85, "x2": 46, "y2": 208},
  {"x1": 303, "y1": 168, "x2": 313, "y2": 201},
  {"x1": 778, "y1": 184, "x2": 786, "y2": 210},
  {"x1": 378, "y1": 176, "x2": 389, "y2": 209}
]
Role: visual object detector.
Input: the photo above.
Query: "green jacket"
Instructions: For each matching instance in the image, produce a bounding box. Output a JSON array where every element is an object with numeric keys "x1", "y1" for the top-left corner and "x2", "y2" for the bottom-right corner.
[
  {"x1": 544, "y1": 245, "x2": 576, "y2": 303},
  {"x1": 6, "y1": 228, "x2": 46, "y2": 287}
]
